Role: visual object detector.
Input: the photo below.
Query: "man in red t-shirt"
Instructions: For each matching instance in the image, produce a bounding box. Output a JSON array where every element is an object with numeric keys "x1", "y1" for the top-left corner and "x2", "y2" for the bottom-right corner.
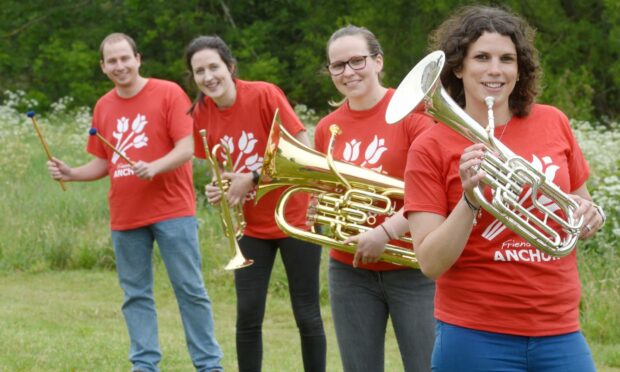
[{"x1": 47, "y1": 33, "x2": 222, "y2": 372}]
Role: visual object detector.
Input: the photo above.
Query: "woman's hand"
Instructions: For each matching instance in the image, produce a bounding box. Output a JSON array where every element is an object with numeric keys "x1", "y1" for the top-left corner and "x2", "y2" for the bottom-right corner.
[
  {"x1": 571, "y1": 194, "x2": 605, "y2": 239},
  {"x1": 222, "y1": 171, "x2": 255, "y2": 206},
  {"x1": 205, "y1": 182, "x2": 223, "y2": 204},
  {"x1": 345, "y1": 227, "x2": 390, "y2": 268},
  {"x1": 458, "y1": 143, "x2": 487, "y2": 205}
]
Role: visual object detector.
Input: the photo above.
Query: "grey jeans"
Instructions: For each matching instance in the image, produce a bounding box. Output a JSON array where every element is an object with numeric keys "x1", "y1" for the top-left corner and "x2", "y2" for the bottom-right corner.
[{"x1": 329, "y1": 258, "x2": 435, "y2": 372}]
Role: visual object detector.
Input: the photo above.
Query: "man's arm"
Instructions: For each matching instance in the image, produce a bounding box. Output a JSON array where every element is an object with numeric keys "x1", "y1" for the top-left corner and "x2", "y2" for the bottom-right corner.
[{"x1": 48, "y1": 157, "x2": 108, "y2": 182}]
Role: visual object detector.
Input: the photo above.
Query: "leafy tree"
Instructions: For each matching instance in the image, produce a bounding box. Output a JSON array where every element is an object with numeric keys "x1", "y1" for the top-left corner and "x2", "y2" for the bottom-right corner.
[{"x1": 0, "y1": 0, "x2": 618, "y2": 122}]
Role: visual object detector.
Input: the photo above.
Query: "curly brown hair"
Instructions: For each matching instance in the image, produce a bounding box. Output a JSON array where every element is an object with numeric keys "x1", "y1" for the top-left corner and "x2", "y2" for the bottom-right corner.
[{"x1": 429, "y1": 5, "x2": 540, "y2": 117}]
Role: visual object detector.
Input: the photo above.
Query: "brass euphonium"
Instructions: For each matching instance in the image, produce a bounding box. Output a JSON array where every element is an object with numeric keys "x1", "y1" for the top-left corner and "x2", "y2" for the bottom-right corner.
[
  {"x1": 199, "y1": 129, "x2": 253, "y2": 270},
  {"x1": 386, "y1": 51, "x2": 584, "y2": 257},
  {"x1": 256, "y1": 110, "x2": 419, "y2": 268}
]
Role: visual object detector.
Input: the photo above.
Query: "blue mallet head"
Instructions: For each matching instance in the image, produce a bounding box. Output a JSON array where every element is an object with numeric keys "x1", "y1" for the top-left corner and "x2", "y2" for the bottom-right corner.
[
  {"x1": 26, "y1": 110, "x2": 36, "y2": 118},
  {"x1": 89, "y1": 128, "x2": 98, "y2": 136}
]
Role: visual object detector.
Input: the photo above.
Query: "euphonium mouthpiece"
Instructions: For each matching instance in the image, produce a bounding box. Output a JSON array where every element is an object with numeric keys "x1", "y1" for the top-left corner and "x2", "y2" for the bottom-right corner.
[{"x1": 484, "y1": 96, "x2": 495, "y2": 109}]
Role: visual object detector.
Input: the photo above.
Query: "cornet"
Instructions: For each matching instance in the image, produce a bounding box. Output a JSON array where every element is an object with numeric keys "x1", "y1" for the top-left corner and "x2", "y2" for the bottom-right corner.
[
  {"x1": 256, "y1": 111, "x2": 419, "y2": 268},
  {"x1": 386, "y1": 51, "x2": 584, "y2": 257},
  {"x1": 199, "y1": 129, "x2": 253, "y2": 270}
]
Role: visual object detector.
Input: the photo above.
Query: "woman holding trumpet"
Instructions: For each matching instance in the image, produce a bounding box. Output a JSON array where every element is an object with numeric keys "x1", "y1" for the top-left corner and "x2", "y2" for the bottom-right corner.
[
  {"x1": 402, "y1": 6, "x2": 604, "y2": 371},
  {"x1": 185, "y1": 35, "x2": 326, "y2": 372},
  {"x1": 314, "y1": 25, "x2": 435, "y2": 372}
]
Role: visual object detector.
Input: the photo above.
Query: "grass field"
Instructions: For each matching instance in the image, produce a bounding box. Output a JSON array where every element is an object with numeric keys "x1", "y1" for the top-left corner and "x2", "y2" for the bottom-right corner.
[
  {"x1": 0, "y1": 98, "x2": 619, "y2": 371},
  {"x1": 0, "y1": 264, "x2": 406, "y2": 371},
  {"x1": 0, "y1": 266, "x2": 619, "y2": 371}
]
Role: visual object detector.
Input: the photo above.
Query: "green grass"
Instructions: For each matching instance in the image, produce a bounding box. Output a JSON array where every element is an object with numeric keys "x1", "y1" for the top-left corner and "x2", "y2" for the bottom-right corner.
[
  {"x1": 1, "y1": 101, "x2": 619, "y2": 371},
  {"x1": 0, "y1": 264, "x2": 408, "y2": 371},
  {"x1": 0, "y1": 266, "x2": 619, "y2": 371}
]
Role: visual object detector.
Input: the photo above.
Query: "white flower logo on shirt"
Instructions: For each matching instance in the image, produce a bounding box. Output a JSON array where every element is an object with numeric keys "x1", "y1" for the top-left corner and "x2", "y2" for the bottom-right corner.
[
  {"x1": 343, "y1": 139, "x2": 361, "y2": 162},
  {"x1": 239, "y1": 131, "x2": 258, "y2": 154},
  {"x1": 363, "y1": 136, "x2": 388, "y2": 166},
  {"x1": 482, "y1": 154, "x2": 561, "y2": 241},
  {"x1": 111, "y1": 113, "x2": 149, "y2": 164},
  {"x1": 220, "y1": 135, "x2": 235, "y2": 156},
  {"x1": 341, "y1": 136, "x2": 388, "y2": 172},
  {"x1": 115, "y1": 117, "x2": 129, "y2": 135},
  {"x1": 244, "y1": 153, "x2": 263, "y2": 171},
  {"x1": 214, "y1": 131, "x2": 264, "y2": 200}
]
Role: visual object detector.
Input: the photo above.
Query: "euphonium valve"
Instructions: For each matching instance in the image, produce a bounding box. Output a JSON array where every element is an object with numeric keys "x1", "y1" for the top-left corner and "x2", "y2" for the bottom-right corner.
[
  {"x1": 199, "y1": 129, "x2": 253, "y2": 270},
  {"x1": 386, "y1": 51, "x2": 586, "y2": 257},
  {"x1": 257, "y1": 111, "x2": 419, "y2": 268}
]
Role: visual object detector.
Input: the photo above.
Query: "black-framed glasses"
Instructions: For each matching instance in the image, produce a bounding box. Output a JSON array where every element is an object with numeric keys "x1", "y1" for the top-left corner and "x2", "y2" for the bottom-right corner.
[{"x1": 326, "y1": 54, "x2": 378, "y2": 76}]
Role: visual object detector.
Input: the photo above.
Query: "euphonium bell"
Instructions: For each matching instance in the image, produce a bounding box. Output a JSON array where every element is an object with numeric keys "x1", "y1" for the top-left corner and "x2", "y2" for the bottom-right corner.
[
  {"x1": 256, "y1": 111, "x2": 419, "y2": 268},
  {"x1": 199, "y1": 129, "x2": 253, "y2": 270},
  {"x1": 386, "y1": 51, "x2": 584, "y2": 257}
]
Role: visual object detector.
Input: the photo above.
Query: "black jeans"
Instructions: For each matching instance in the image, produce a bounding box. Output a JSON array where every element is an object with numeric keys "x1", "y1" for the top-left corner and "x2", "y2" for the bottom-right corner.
[{"x1": 234, "y1": 235, "x2": 326, "y2": 372}]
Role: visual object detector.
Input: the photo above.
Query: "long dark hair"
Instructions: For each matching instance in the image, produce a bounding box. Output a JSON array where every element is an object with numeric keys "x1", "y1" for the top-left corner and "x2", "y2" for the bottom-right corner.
[
  {"x1": 429, "y1": 5, "x2": 540, "y2": 117},
  {"x1": 184, "y1": 35, "x2": 237, "y2": 114}
]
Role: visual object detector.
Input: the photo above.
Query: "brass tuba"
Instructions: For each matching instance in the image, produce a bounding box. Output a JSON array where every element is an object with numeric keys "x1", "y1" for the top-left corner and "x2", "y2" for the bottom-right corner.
[
  {"x1": 256, "y1": 110, "x2": 418, "y2": 268},
  {"x1": 199, "y1": 129, "x2": 253, "y2": 270},
  {"x1": 386, "y1": 51, "x2": 584, "y2": 257}
]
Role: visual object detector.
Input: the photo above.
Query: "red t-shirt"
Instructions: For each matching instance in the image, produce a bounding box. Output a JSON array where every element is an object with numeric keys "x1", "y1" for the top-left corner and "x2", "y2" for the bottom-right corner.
[
  {"x1": 404, "y1": 104, "x2": 590, "y2": 336},
  {"x1": 315, "y1": 89, "x2": 434, "y2": 271},
  {"x1": 88, "y1": 79, "x2": 195, "y2": 230},
  {"x1": 192, "y1": 79, "x2": 309, "y2": 239}
]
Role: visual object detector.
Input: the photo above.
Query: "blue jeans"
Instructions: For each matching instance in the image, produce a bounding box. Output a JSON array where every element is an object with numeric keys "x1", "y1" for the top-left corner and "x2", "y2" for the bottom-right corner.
[
  {"x1": 235, "y1": 236, "x2": 326, "y2": 372},
  {"x1": 111, "y1": 216, "x2": 223, "y2": 372},
  {"x1": 328, "y1": 258, "x2": 435, "y2": 372},
  {"x1": 432, "y1": 320, "x2": 596, "y2": 372}
]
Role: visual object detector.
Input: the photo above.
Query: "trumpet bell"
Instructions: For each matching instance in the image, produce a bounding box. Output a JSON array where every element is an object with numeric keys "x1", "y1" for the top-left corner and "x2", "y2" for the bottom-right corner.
[{"x1": 224, "y1": 240, "x2": 254, "y2": 271}]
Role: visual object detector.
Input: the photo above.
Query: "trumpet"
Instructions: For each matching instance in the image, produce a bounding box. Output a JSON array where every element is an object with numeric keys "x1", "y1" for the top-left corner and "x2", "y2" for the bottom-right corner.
[
  {"x1": 257, "y1": 111, "x2": 418, "y2": 268},
  {"x1": 386, "y1": 51, "x2": 584, "y2": 257},
  {"x1": 199, "y1": 129, "x2": 253, "y2": 270}
]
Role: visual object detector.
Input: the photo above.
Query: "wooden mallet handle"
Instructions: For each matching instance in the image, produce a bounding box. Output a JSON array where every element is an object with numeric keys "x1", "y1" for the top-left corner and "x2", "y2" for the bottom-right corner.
[
  {"x1": 88, "y1": 128, "x2": 135, "y2": 166},
  {"x1": 26, "y1": 111, "x2": 67, "y2": 191}
]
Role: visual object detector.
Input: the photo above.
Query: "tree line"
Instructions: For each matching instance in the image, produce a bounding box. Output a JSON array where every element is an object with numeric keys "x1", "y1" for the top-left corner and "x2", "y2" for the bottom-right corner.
[{"x1": 1, "y1": 0, "x2": 619, "y2": 123}]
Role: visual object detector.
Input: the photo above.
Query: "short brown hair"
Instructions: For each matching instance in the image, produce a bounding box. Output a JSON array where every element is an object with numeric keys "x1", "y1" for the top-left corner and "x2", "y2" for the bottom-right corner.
[{"x1": 99, "y1": 33, "x2": 138, "y2": 61}]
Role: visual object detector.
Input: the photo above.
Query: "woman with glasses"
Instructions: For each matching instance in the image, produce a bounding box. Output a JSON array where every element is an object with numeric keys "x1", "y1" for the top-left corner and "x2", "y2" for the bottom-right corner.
[
  {"x1": 185, "y1": 35, "x2": 326, "y2": 372},
  {"x1": 313, "y1": 25, "x2": 435, "y2": 372}
]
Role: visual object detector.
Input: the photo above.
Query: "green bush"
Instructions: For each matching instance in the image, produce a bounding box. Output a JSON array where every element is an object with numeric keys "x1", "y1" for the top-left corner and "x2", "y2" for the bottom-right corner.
[{"x1": 2, "y1": 0, "x2": 619, "y2": 121}]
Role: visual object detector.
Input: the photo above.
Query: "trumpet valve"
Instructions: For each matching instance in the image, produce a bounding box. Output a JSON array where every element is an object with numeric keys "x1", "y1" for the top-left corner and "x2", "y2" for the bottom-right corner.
[{"x1": 306, "y1": 197, "x2": 319, "y2": 226}]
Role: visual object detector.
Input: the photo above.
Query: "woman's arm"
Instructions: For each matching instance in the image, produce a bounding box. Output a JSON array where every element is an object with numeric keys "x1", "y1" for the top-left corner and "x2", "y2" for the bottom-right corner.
[
  {"x1": 408, "y1": 142, "x2": 487, "y2": 279},
  {"x1": 408, "y1": 199, "x2": 476, "y2": 279}
]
